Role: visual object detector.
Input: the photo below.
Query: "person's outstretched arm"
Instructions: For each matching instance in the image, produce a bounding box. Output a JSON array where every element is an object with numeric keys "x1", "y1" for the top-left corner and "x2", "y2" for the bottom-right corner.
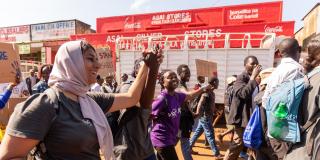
[
  {"x1": 179, "y1": 85, "x2": 211, "y2": 102},
  {"x1": 0, "y1": 84, "x2": 14, "y2": 109},
  {"x1": 139, "y1": 50, "x2": 161, "y2": 109},
  {"x1": 109, "y1": 63, "x2": 148, "y2": 112},
  {"x1": 108, "y1": 51, "x2": 162, "y2": 112}
]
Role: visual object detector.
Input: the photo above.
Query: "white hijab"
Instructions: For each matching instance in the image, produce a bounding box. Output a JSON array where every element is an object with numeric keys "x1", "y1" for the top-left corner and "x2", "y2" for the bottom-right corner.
[{"x1": 48, "y1": 40, "x2": 114, "y2": 159}]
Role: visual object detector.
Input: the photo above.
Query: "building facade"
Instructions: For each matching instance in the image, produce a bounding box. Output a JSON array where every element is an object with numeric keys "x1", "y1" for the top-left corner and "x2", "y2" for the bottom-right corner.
[{"x1": 295, "y1": 3, "x2": 320, "y2": 49}]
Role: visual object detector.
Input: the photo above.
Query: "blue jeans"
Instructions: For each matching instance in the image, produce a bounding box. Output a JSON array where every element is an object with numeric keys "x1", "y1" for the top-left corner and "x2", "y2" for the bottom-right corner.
[
  {"x1": 180, "y1": 137, "x2": 193, "y2": 160},
  {"x1": 189, "y1": 116, "x2": 220, "y2": 156}
]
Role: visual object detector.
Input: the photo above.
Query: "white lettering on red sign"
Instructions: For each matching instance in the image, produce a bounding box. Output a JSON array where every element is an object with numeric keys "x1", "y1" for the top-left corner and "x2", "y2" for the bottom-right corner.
[
  {"x1": 184, "y1": 29, "x2": 222, "y2": 38},
  {"x1": 136, "y1": 32, "x2": 162, "y2": 38},
  {"x1": 151, "y1": 12, "x2": 191, "y2": 25},
  {"x1": 124, "y1": 22, "x2": 141, "y2": 29},
  {"x1": 264, "y1": 25, "x2": 283, "y2": 33},
  {"x1": 229, "y1": 8, "x2": 259, "y2": 20},
  {"x1": 106, "y1": 35, "x2": 123, "y2": 43}
]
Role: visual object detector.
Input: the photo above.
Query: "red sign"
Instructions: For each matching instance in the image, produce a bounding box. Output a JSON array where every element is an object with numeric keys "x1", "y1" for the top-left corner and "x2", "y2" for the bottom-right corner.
[
  {"x1": 71, "y1": 21, "x2": 294, "y2": 69},
  {"x1": 151, "y1": 12, "x2": 192, "y2": 25},
  {"x1": 224, "y1": 2, "x2": 282, "y2": 25},
  {"x1": 96, "y1": 1, "x2": 282, "y2": 33},
  {"x1": 0, "y1": 25, "x2": 30, "y2": 42}
]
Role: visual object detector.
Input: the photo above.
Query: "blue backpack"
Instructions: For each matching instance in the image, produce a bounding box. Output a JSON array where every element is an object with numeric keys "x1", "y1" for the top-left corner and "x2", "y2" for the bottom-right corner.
[
  {"x1": 243, "y1": 106, "x2": 263, "y2": 149},
  {"x1": 266, "y1": 69, "x2": 320, "y2": 143}
]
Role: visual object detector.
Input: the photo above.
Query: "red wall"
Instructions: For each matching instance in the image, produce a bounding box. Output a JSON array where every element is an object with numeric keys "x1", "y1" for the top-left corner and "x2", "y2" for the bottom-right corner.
[{"x1": 96, "y1": 1, "x2": 283, "y2": 33}]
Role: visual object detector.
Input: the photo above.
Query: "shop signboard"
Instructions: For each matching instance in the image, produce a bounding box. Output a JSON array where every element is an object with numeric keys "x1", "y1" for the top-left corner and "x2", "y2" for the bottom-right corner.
[
  {"x1": 41, "y1": 47, "x2": 47, "y2": 64},
  {"x1": 151, "y1": 12, "x2": 192, "y2": 25},
  {"x1": 0, "y1": 25, "x2": 30, "y2": 43},
  {"x1": 18, "y1": 44, "x2": 31, "y2": 54},
  {"x1": 31, "y1": 20, "x2": 76, "y2": 41},
  {"x1": 224, "y1": 1, "x2": 282, "y2": 25},
  {"x1": 96, "y1": 47, "x2": 114, "y2": 75},
  {"x1": 0, "y1": 42, "x2": 21, "y2": 83},
  {"x1": 72, "y1": 21, "x2": 294, "y2": 48},
  {"x1": 96, "y1": 1, "x2": 282, "y2": 33}
]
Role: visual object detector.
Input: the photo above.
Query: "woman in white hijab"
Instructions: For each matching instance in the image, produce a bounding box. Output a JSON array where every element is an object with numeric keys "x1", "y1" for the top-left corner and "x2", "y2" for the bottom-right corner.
[{"x1": 0, "y1": 40, "x2": 162, "y2": 160}]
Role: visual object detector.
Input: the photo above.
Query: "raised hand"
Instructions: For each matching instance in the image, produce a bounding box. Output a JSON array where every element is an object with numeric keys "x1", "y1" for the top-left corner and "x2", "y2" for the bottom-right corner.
[
  {"x1": 142, "y1": 44, "x2": 163, "y2": 70},
  {"x1": 10, "y1": 60, "x2": 22, "y2": 85},
  {"x1": 250, "y1": 65, "x2": 262, "y2": 80}
]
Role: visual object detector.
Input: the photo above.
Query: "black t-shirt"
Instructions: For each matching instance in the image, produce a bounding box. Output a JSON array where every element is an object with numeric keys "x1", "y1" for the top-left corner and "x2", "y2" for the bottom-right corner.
[
  {"x1": 6, "y1": 88, "x2": 114, "y2": 160},
  {"x1": 113, "y1": 82, "x2": 154, "y2": 160},
  {"x1": 177, "y1": 83, "x2": 194, "y2": 138},
  {"x1": 199, "y1": 92, "x2": 215, "y2": 118}
]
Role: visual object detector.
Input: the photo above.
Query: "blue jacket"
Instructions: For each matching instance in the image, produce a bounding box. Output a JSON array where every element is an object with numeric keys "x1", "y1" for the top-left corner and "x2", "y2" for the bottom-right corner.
[{"x1": 0, "y1": 89, "x2": 12, "y2": 109}]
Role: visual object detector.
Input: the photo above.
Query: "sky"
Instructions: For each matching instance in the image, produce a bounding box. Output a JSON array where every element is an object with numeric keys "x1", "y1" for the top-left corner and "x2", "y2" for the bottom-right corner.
[{"x1": 0, "y1": 0, "x2": 318, "y2": 32}]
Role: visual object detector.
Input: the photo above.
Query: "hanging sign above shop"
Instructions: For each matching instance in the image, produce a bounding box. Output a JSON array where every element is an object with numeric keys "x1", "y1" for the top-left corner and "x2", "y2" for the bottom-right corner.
[
  {"x1": 18, "y1": 44, "x2": 31, "y2": 54},
  {"x1": 0, "y1": 25, "x2": 30, "y2": 43},
  {"x1": 31, "y1": 20, "x2": 76, "y2": 41}
]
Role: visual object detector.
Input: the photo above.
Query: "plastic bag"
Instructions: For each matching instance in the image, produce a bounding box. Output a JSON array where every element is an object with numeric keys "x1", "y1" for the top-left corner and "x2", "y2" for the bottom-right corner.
[{"x1": 243, "y1": 106, "x2": 263, "y2": 149}]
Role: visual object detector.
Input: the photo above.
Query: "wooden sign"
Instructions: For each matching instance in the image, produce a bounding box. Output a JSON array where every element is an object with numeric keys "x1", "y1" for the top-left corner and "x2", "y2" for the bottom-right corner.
[
  {"x1": 195, "y1": 59, "x2": 217, "y2": 77},
  {"x1": 0, "y1": 42, "x2": 20, "y2": 83},
  {"x1": 96, "y1": 47, "x2": 114, "y2": 78},
  {"x1": 0, "y1": 98, "x2": 26, "y2": 126}
]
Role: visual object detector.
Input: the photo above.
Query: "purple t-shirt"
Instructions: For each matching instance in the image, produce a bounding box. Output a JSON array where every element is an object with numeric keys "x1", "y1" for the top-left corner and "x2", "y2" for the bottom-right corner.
[{"x1": 150, "y1": 90, "x2": 186, "y2": 147}]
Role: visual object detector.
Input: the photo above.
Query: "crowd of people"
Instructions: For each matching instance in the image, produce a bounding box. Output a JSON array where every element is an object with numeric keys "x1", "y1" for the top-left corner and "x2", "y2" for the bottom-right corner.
[{"x1": 0, "y1": 37, "x2": 318, "y2": 160}]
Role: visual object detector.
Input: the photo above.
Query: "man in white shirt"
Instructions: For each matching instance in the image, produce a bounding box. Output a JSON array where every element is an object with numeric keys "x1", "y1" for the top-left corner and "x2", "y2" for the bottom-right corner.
[
  {"x1": 261, "y1": 38, "x2": 303, "y2": 160},
  {"x1": 90, "y1": 75, "x2": 104, "y2": 92},
  {"x1": 262, "y1": 38, "x2": 303, "y2": 108},
  {"x1": 102, "y1": 74, "x2": 117, "y2": 93},
  {"x1": 25, "y1": 69, "x2": 39, "y2": 94}
]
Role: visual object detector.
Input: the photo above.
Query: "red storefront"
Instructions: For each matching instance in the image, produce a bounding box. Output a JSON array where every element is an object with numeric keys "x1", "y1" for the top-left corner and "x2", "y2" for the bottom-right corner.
[
  {"x1": 96, "y1": 1, "x2": 283, "y2": 33},
  {"x1": 70, "y1": 1, "x2": 294, "y2": 69}
]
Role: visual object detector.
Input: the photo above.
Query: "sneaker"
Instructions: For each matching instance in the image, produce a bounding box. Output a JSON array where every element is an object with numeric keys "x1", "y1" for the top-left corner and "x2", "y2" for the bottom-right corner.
[{"x1": 217, "y1": 134, "x2": 223, "y2": 144}]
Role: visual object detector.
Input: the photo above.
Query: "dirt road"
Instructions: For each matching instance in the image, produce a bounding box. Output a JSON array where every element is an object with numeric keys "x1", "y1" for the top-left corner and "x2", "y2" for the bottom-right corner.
[{"x1": 175, "y1": 125, "x2": 243, "y2": 160}]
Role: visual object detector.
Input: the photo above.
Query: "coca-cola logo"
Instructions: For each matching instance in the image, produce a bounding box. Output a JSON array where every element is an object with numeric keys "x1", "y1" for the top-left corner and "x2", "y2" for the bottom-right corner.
[
  {"x1": 264, "y1": 25, "x2": 283, "y2": 33},
  {"x1": 124, "y1": 22, "x2": 141, "y2": 29}
]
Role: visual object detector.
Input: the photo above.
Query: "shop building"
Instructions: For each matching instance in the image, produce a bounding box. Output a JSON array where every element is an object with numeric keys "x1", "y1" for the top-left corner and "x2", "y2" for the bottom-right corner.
[
  {"x1": 0, "y1": 19, "x2": 94, "y2": 65},
  {"x1": 295, "y1": 3, "x2": 320, "y2": 49}
]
